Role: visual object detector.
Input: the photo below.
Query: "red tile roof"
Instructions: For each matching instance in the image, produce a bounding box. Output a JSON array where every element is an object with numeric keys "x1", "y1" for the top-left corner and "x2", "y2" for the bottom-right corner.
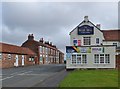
[
  {"x1": 0, "y1": 42, "x2": 35, "y2": 55},
  {"x1": 102, "y1": 30, "x2": 120, "y2": 41}
]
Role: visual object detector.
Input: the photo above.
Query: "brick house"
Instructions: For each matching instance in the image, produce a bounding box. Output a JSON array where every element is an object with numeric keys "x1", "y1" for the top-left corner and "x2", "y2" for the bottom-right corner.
[
  {"x1": 0, "y1": 42, "x2": 36, "y2": 68},
  {"x1": 21, "y1": 34, "x2": 64, "y2": 64}
]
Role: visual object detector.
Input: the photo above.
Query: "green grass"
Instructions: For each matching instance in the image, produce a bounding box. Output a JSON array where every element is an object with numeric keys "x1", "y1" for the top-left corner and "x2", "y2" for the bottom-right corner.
[{"x1": 59, "y1": 69, "x2": 118, "y2": 87}]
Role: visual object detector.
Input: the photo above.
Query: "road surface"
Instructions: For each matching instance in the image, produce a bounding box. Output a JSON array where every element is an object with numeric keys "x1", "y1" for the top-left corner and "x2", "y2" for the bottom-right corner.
[{"x1": 1, "y1": 64, "x2": 68, "y2": 88}]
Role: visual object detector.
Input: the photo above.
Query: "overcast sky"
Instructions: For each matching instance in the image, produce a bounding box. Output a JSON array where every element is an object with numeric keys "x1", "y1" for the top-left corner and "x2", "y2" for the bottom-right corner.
[{"x1": 1, "y1": 1, "x2": 118, "y2": 53}]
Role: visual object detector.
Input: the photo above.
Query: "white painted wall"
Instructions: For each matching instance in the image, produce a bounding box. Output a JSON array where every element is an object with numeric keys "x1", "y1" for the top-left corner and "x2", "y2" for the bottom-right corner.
[
  {"x1": 70, "y1": 21, "x2": 104, "y2": 46},
  {"x1": 66, "y1": 46, "x2": 116, "y2": 69}
]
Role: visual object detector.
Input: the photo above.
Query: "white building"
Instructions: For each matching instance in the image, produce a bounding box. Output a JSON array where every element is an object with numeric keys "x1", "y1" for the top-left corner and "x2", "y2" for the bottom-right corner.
[{"x1": 66, "y1": 16, "x2": 120, "y2": 69}]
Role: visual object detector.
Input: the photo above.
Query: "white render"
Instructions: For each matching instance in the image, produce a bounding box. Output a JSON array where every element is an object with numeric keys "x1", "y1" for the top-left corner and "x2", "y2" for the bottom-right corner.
[
  {"x1": 70, "y1": 21, "x2": 105, "y2": 46},
  {"x1": 66, "y1": 46, "x2": 116, "y2": 69},
  {"x1": 66, "y1": 16, "x2": 116, "y2": 69}
]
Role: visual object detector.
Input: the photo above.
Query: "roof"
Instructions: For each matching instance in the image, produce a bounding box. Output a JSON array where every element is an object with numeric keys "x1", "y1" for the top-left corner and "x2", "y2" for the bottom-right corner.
[
  {"x1": 0, "y1": 42, "x2": 35, "y2": 55},
  {"x1": 102, "y1": 30, "x2": 120, "y2": 41},
  {"x1": 69, "y1": 20, "x2": 102, "y2": 35}
]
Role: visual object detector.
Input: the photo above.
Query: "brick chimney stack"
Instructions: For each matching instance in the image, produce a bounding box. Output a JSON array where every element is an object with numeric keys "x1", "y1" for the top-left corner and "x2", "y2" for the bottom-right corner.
[
  {"x1": 96, "y1": 24, "x2": 101, "y2": 29},
  {"x1": 39, "y1": 38, "x2": 44, "y2": 43},
  {"x1": 28, "y1": 34, "x2": 34, "y2": 40}
]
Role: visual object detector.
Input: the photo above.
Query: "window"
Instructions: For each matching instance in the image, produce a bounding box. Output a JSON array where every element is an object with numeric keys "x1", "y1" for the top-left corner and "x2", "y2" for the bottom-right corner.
[
  {"x1": 105, "y1": 54, "x2": 110, "y2": 64},
  {"x1": 113, "y1": 43, "x2": 117, "y2": 46},
  {"x1": 0, "y1": 53, "x2": 2, "y2": 60},
  {"x1": 94, "y1": 54, "x2": 99, "y2": 64},
  {"x1": 82, "y1": 54, "x2": 87, "y2": 64},
  {"x1": 100, "y1": 54, "x2": 104, "y2": 63},
  {"x1": 43, "y1": 47, "x2": 45, "y2": 53},
  {"x1": 83, "y1": 37, "x2": 91, "y2": 45},
  {"x1": 8, "y1": 54, "x2": 11, "y2": 60},
  {"x1": 96, "y1": 38, "x2": 99, "y2": 44},
  {"x1": 77, "y1": 55, "x2": 81, "y2": 64},
  {"x1": 72, "y1": 55, "x2": 76, "y2": 64},
  {"x1": 40, "y1": 46, "x2": 43, "y2": 53},
  {"x1": 46, "y1": 48, "x2": 48, "y2": 54}
]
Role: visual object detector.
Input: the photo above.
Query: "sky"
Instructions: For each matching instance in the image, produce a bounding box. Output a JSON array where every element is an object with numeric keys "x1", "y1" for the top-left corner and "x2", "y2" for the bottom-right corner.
[{"x1": 1, "y1": 1, "x2": 119, "y2": 53}]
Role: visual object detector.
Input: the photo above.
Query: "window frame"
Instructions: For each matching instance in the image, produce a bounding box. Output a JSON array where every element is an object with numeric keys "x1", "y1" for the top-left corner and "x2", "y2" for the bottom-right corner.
[
  {"x1": 8, "y1": 54, "x2": 11, "y2": 60},
  {"x1": 83, "y1": 37, "x2": 91, "y2": 45},
  {"x1": 96, "y1": 38, "x2": 99, "y2": 44}
]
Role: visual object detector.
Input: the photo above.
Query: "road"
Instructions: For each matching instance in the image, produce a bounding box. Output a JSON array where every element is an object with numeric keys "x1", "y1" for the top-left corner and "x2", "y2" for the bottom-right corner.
[{"x1": 1, "y1": 64, "x2": 68, "y2": 88}]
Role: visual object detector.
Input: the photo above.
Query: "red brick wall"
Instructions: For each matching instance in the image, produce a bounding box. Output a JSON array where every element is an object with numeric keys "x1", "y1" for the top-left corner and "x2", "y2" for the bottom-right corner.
[{"x1": 0, "y1": 53, "x2": 35, "y2": 68}]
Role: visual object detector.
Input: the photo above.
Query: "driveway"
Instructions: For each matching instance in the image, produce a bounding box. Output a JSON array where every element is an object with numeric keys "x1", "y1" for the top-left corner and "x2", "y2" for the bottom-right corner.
[{"x1": 1, "y1": 64, "x2": 68, "y2": 88}]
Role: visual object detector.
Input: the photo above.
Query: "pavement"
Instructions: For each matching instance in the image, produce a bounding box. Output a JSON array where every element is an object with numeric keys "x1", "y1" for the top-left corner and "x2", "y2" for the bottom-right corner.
[{"x1": 1, "y1": 64, "x2": 68, "y2": 88}]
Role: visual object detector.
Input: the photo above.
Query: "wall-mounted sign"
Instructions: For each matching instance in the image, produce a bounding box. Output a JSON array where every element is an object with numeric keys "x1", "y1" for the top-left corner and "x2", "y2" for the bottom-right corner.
[
  {"x1": 91, "y1": 47, "x2": 104, "y2": 53},
  {"x1": 73, "y1": 39, "x2": 81, "y2": 46},
  {"x1": 66, "y1": 46, "x2": 91, "y2": 53},
  {"x1": 78, "y1": 25, "x2": 94, "y2": 35}
]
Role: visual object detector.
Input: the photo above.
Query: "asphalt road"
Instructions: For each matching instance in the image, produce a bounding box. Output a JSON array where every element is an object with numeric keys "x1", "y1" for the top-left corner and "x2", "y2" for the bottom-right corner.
[{"x1": 1, "y1": 64, "x2": 68, "y2": 88}]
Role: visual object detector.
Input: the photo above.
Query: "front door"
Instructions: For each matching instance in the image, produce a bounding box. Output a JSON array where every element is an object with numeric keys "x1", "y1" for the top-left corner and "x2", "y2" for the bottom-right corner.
[
  {"x1": 22, "y1": 55, "x2": 24, "y2": 66},
  {"x1": 15, "y1": 55, "x2": 19, "y2": 67}
]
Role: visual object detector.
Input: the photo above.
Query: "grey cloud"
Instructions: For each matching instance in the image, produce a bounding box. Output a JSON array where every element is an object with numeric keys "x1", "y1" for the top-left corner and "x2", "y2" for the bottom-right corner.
[{"x1": 1, "y1": 2, "x2": 118, "y2": 53}]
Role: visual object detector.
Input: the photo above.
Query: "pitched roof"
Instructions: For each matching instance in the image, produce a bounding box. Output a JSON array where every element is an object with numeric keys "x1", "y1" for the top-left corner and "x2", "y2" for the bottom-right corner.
[
  {"x1": 0, "y1": 42, "x2": 35, "y2": 55},
  {"x1": 102, "y1": 30, "x2": 120, "y2": 41}
]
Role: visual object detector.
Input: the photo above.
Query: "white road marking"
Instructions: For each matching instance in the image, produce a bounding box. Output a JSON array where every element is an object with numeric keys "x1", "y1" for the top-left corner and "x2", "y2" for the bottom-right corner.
[
  {"x1": 10, "y1": 70, "x2": 26, "y2": 75},
  {"x1": 0, "y1": 76, "x2": 14, "y2": 81},
  {"x1": 18, "y1": 71, "x2": 32, "y2": 75},
  {"x1": 0, "y1": 71, "x2": 33, "y2": 81}
]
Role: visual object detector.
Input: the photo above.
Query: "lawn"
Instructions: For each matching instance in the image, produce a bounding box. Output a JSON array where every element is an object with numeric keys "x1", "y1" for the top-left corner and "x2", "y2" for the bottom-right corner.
[{"x1": 59, "y1": 69, "x2": 118, "y2": 87}]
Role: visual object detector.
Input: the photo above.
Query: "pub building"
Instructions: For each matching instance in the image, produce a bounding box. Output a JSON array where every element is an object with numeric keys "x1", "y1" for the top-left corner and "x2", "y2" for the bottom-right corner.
[{"x1": 66, "y1": 16, "x2": 120, "y2": 69}]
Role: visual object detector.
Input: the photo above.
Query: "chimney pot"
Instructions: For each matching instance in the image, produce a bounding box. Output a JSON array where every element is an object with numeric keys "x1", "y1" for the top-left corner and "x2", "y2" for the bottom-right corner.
[
  {"x1": 96, "y1": 24, "x2": 101, "y2": 29},
  {"x1": 84, "y1": 16, "x2": 89, "y2": 22}
]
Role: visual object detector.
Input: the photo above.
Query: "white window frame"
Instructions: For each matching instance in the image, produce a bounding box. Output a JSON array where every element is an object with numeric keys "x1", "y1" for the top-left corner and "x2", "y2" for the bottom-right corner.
[
  {"x1": 94, "y1": 54, "x2": 99, "y2": 64},
  {"x1": 96, "y1": 38, "x2": 99, "y2": 44},
  {"x1": 94, "y1": 54, "x2": 110, "y2": 64},
  {"x1": 105, "y1": 54, "x2": 110, "y2": 64},
  {"x1": 0, "y1": 53, "x2": 2, "y2": 60},
  {"x1": 8, "y1": 54, "x2": 11, "y2": 60},
  {"x1": 83, "y1": 37, "x2": 91, "y2": 45},
  {"x1": 71, "y1": 54, "x2": 87, "y2": 64}
]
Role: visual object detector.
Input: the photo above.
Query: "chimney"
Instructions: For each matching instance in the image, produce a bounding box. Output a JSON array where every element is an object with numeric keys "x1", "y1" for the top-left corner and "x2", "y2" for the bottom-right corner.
[
  {"x1": 84, "y1": 16, "x2": 89, "y2": 22},
  {"x1": 39, "y1": 38, "x2": 44, "y2": 43},
  {"x1": 28, "y1": 34, "x2": 34, "y2": 40},
  {"x1": 50, "y1": 42, "x2": 52, "y2": 46},
  {"x1": 96, "y1": 24, "x2": 101, "y2": 29}
]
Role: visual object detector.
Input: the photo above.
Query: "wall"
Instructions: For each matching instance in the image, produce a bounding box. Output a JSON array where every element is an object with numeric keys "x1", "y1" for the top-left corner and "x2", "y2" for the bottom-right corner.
[
  {"x1": 0, "y1": 53, "x2": 35, "y2": 68},
  {"x1": 66, "y1": 46, "x2": 116, "y2": 69},
  {"x1": 70, "y1": 22, "x2": 104, "y2": 46}
]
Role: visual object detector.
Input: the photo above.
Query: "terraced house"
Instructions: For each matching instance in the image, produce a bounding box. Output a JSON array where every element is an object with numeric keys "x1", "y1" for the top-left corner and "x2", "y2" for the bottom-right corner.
[
  {"x1": 22, "y1": 34, "x2": 64, "y2": 65},
  {"x1": 66, "y1": 16, "x2": 120, "y2": 69},
  {"x1": 0, "y1": 34, "x2": 64, "y2": 68}
]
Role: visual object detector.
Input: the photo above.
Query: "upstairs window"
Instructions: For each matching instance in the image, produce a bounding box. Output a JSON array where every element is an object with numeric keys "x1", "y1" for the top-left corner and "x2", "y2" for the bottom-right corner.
[
  {"x1": 113, "y1": 43, "x2": 117, "y2": 46},
  {"x1": 83, "y1": 37, "x2": 91, "y2": 45},
  {"x1": 8, "y1": 54, "x2": 11, "y2": 60},
  {"x1": 96, "y1": 38, "x2": 99, "y2": 44},
  {"x1": 0, "y1": 53, "x2": 2, "y2": 60}
]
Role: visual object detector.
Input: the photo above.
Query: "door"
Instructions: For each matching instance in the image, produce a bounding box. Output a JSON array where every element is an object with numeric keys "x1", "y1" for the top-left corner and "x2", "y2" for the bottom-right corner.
[
  {"x1": 22, "y1": 55, "x2": 24, "y2": 66},
  {"x1": 15, "y1": 55, "x2": 19, "y2": 67}
]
